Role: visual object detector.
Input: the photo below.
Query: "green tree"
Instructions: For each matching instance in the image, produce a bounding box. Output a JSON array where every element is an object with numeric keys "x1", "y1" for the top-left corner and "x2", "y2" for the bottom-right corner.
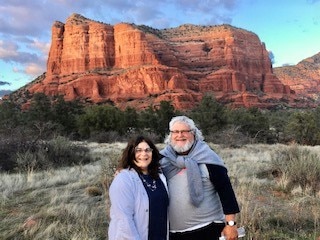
[
  {"x1": 27, "y1": 93, "x2": 53, "y2": 123},
  {"x1": 0, "y1": 100, "x2": 22, "y2": 129},
  {"x1": 23, "y1": 93, "x2": 57, "y2": 139},
  {"x1": 190, "y1": 94, "x2": 227, "y2": 135},
  {"x1": 138, "y1": 106, "x2": 158, "y2": 133},
  {"x1": 285, "y1": 110, "x2": 318, "y2": 145},
  {"x1": 51, "y1": 95, "x2": 84, "y2": 135},
  {"x1": 229, "y1": 107, "x2": 270, "y2": 142},
  {"x1": 155, "y1": 101, "x2": 176, "y2": 138},
  {"x1": 120, "y1": 106, "x2": 139, "y2": 134},
  {"x1": 312, "y1": 106, "x2": 320, "y2": 132},
  {"x1": 77, "y1": 105, "x2": 122, "y2": 138},
  {"x1": 267, "y1": 109, "x2": 294, "y2": 143}
]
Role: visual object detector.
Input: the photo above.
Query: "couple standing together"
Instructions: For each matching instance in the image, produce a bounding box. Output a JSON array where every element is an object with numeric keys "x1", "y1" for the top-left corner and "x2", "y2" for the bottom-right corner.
[{"x1": 108, "y1": 116, "x2": 240, "y2": 240}]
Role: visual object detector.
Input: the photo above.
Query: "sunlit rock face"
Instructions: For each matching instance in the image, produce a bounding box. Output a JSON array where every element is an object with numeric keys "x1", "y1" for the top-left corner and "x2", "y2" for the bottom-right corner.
[
  {"x1": 26, "y1": 13, "x2": 295, "y2": 110},
  {"x1": 274, "y1": 53, "x2": 320, "y2": 107}
]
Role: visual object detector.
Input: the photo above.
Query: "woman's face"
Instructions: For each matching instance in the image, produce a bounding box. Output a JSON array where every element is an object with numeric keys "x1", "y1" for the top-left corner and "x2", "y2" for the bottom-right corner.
[{"x1": 134, "y1": 141, "x2": 153, "y2": 174}]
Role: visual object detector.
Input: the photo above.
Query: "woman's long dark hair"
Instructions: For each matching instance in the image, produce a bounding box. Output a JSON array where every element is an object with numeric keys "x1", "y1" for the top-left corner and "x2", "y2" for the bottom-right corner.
[{"x1": 119, "y1": 135, "x2": 160, "y2": 179}]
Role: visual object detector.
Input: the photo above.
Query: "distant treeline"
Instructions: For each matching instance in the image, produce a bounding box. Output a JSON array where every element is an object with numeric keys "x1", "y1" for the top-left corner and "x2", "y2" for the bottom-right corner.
[{"x1": 1, "y1": 92, "x2": 320, "y2": 146}]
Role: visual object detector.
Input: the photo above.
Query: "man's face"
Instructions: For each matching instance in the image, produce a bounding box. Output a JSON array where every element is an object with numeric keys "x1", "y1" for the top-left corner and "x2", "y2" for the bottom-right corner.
[{"x1": 170, "y1": 122, "x2": 195, "y2": 154}]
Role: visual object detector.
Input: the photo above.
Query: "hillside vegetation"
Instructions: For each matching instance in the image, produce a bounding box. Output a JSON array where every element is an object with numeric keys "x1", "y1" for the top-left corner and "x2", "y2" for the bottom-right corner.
[{"x1": 2, "y1": 93, "x2": 320, "y2": 148}]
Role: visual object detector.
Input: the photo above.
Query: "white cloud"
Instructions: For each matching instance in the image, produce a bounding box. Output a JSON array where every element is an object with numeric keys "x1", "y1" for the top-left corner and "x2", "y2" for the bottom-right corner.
[
  {"x1": 0, "y1": 40, "x2": 18, "y2": 58},
  {"x1": 30, "y1": 39, "x2": 50, "y2": 56},
  {"x1": 24, "y1": 62, "x2": 45, "y2": 76}
]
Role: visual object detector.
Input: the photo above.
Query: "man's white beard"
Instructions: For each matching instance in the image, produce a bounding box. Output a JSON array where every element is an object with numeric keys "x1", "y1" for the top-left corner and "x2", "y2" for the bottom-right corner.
[{"x1": 171, "y1": 139, "x2": 194, "y2": 153}]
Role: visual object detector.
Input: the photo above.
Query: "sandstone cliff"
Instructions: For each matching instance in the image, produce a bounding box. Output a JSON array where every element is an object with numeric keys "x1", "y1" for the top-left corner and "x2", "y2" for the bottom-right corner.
[
  {"x1": 274, "y1": 52, "x2": 320, "y2": 106},
  {"x1": 15, "y1": 13, "x2": 296, "y2": 110}
]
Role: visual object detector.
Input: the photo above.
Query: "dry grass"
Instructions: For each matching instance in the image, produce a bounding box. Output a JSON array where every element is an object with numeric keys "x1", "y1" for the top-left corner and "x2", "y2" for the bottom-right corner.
[{"x1": 1, "y1": 142, "x2": 320, "y2": 239}]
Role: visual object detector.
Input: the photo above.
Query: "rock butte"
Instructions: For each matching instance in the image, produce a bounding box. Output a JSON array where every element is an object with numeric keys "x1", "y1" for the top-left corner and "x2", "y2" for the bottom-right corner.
[{"x1": 10, "y1": 13, "x2": 309, "y2": 110}]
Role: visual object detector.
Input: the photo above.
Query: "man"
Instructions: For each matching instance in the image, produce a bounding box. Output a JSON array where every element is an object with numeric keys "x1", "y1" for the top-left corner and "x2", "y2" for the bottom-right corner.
[{"x1": 160, "y1": 116, "x2": 240, "y2": 240}]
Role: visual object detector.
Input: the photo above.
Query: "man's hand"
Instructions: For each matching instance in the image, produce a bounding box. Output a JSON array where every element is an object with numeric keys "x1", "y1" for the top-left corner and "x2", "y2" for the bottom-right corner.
[{"x1": 221, "y1": 225, "x2": 238, "y2": 240}]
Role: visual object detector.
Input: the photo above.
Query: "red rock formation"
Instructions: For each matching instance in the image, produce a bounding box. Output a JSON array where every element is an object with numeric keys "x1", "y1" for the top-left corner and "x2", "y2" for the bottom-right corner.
[
  {"x1": 23, "y1": 13, "x2": 295, "y2": 110},
  {"x1": 274, "y1": 52, "x2": 320, "y2": 106},
  {"x1": 47, "y1": 14, "x2": 115, "y2": 76}
]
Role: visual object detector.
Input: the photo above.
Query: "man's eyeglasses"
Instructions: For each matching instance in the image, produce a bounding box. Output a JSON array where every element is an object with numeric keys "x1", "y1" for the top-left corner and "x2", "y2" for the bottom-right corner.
[
  {"x1": 170, "y1": 129, "x2": 193, "y2": 135},
  {"x1": 135, "y1": 147, "x2": 153, "y2": 153}
]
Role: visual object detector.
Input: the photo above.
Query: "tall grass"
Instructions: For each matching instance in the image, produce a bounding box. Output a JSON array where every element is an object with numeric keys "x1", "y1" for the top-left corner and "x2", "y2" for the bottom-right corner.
[
  {"x1": 0, "y1": 163, "x2": 107, "y2": 240},
  {"x1": 1, "y1": 142, "x2": 320, "y2": 239},
  {"x1": 271, "y1": 144, "x2": 320, "y2": 195}
]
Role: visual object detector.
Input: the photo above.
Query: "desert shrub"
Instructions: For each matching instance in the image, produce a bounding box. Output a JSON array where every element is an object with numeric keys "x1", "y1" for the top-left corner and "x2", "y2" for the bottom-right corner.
[
  {"x1": 270, "y1": 145, "x2": 320, "y2": 195},
  {"x1": 228, "y1": 107, "x2": 272, "y2": 143},
  {"x1": 89, "y1": 130, "x2": 124, "y2": 143},
  {"x1": 45, "y1": 136, "x2": 91, "y2": 166},
  {"x1": 100, "y1": 150, "x2": 121, "y2": 192},
  {"x1": 0, "y1": 131, "x2": 39, "y2": 172},
  {"x1": 85, "y1": 186, "x2": 103, "y2": 197},
  {"x1": 205, "y1": 125, "x2": 252, "y2": 147},
  {"x1": 100, "y1": 149, "x2": 122, "y2": 225},
  {"x1": 0, "y1": 140, "x2": 18, "y2": 172},
  {"x1": 15, "y1": 136, "x2": 92, "y2": 172},
  {"x1": 0, "y1": 154, "x2": 16, "y2": 172},
  {"x1": 88, "y1": 130, "x2": 163, "y2": 144},
  {"x1": 125, "y1": 131, "x2": 162, "y2": 144},
  {"x1": 16, "y1": 150, "x2": 42, "y2": 173}
]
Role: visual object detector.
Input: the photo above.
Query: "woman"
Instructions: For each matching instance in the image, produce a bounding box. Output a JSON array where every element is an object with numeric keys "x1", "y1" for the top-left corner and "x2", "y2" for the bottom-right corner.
[{"x1": 108, "y1": 136, "x2": 169, "y2": 240}]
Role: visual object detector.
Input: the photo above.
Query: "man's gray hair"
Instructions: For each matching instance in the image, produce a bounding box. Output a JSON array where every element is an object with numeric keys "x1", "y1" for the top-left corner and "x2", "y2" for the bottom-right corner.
[{"x1": 164, "y1": 116, "x2": 204, "y2": 144}]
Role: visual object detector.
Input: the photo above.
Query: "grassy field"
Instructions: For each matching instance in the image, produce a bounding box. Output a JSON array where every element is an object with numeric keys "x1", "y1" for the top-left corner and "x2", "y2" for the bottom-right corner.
[{"x1": 1, "y1": 142, "x2": 320, "y2": 240}]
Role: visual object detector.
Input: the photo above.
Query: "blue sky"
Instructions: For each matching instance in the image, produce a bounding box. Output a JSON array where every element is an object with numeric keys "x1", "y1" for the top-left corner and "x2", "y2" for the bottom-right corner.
[{"x1": 0, "y1": 0, "x2": 319, "y2": 93}]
